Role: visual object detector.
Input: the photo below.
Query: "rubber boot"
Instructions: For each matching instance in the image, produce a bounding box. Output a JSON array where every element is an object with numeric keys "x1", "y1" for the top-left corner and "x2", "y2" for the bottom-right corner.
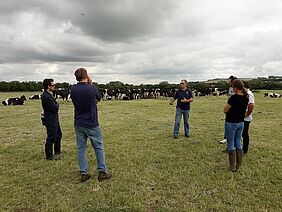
[
  {"x1": 236, "y1": 149, "x2": 243, "y2": 171},
  {"x1": 45, "y1": 144, "x2": 54, "y2": 160},
  {"x1": 228, "y1": 150, "x2": 237, "y2": 172}
]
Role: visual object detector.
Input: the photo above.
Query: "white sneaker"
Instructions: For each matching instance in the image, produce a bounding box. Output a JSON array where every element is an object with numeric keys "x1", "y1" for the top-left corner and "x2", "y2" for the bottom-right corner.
[{"x1": 219, "y1": 139, "x2": 227, "y2": 144}]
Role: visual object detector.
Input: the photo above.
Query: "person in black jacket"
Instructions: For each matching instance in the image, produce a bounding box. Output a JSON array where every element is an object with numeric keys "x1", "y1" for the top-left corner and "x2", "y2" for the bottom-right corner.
[{"x1": 41, "y1": 79, "x2": 62, "y2": 160}]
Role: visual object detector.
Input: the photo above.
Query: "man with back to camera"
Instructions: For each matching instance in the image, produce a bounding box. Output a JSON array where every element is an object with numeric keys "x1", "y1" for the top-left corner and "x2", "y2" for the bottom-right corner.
[
  {"x1": 242, "y1": 81, "x2": 255, "y2": 154},
  {"x1": 169, "y1": 79, "x2": 193, "y2": 139},
  {"x1": 41, "y1": 79, "x2": 62, "y2": 160},
  {"x1": 70, "y1": 68, "x2": 111, "y2": 182}
]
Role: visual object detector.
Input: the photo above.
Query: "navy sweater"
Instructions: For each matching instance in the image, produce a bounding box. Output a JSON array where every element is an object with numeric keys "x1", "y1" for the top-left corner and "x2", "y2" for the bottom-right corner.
[{"x1": 70, "y1": 82, "x2": 101, "y2": 128}]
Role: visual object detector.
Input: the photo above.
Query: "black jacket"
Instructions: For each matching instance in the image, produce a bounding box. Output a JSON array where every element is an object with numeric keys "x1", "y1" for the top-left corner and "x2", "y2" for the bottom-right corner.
[{"x1": 41, "y1": 91, "x2": 59, "y2": 125}]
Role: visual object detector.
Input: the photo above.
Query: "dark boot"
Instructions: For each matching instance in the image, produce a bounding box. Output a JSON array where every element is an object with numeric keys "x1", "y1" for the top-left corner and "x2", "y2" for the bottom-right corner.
[
  {"x1": 228, "y1": 150, "x2": 237, "y2": 172},
  {"x1": 54, "y1": 140, "x2": 61, "y2": 155},
  {"x1": 98, "y1": 171, "x2": 112, "y2": 182},
  {"x1": 45, "y1": 144, "x2": 54, "y2": 160},
  {"x1": 236, "y1": 149, "x2": 243, "y2": 171}
]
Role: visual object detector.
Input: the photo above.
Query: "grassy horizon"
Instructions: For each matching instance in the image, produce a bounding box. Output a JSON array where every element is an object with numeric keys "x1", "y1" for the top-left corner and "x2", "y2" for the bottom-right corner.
[{"x1": 0, "y1": 91, "x2": 281, "y2": 211}]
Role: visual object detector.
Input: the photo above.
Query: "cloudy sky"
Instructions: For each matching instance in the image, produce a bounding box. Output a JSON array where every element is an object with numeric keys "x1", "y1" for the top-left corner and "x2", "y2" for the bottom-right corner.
[{"x1": 1, "y1": 0, "x2": 282, "y2": 84}]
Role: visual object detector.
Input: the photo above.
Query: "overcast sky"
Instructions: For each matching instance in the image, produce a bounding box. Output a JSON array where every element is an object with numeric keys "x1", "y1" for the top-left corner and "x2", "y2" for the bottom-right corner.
[{"x1": 1, "y1": 0, "x2": 282, "y2": 84}]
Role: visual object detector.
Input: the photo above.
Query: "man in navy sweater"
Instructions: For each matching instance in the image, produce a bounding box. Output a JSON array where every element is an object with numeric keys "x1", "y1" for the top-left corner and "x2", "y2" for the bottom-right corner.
[
  {"x1": 169, "y1": 79, "x2": 193, "y2": 139},
  {"x1": 70, "y1": 68, "x2": 111, "y2": 182},
  {"x1": 41, "y1": 79, "x2": 62, "y2": 160}
]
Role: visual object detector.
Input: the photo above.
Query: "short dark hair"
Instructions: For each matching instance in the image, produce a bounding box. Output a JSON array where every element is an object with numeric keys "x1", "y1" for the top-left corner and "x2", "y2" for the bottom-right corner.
[
  {"x1": 229, "y1": 75, "x2": 237, "y2": 82},
  {"x1": 75, "y1": 68, "x2": 87, "y2": 81},
  {"x1": 243, "y1": 80, "x2": 249, "y2": 88},
  {"x1": 43, "y1": 79, "x2": 54, "y2": 90}
]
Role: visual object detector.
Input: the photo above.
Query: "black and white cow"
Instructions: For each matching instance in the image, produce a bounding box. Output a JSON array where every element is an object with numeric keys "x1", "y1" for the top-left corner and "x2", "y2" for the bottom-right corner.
[
  {"x1": 264, "y1": 92, "x2": 282, "y2": 98},
  {"x1": 54, "y1": 89, "x2": 70, "y2": 101},
  {"x1": 2, "y1": 95, "x2": 27, "y2": 106},
  {"x1": 29, "y1": 94, "x2": 41, "y2": 100}
]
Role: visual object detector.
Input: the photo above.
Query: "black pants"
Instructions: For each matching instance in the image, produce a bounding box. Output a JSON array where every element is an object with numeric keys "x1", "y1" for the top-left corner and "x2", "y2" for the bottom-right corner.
[
  {"x1": 242, "y1": 121, "x2": 251, "y2": 153},
  {"x1": 45, "y1": 122, "x2": 62, "y2": 154}
]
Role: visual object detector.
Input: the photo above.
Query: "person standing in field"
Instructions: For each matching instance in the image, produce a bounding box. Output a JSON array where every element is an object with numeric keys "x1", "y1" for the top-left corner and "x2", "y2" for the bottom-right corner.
[
  {"x1": 41, "y1": 78, "x2": 62, "y2": 160},
  {"x1": 70, "y1": 68, "x2": 111, "y2": 183},
  {"x1": 223, "y1": 79, "x2": 249, "y2": 172},
  {"x1": 242, "y1": 81, "x2": 255, "y2": 154},
  {"x1": 169, "y1": 79, "x2": 193, "y2": 139},
  {"x1": 219, "y1": 75, "x2": 237, "y2": 144}
]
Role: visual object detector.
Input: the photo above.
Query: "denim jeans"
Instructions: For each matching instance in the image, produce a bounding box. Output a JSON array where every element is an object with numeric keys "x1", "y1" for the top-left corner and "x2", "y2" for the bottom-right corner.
[
  {"x1": 173, "y1": 108, "x2": 190, "y2": 135},
  {"x1": 225, "y1": 122, "x2": 244, "y2": 152},
  {"x1": 75, "y1": 126, "x2": 106, "y2": 174}
]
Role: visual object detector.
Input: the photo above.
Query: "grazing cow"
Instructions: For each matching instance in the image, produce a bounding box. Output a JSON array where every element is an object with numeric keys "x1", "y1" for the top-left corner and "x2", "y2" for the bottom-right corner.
[
  {"x1": 100, "y1": 89, "x2": 117, "y2": 100},
  {"x1": 54, "y1": 89, "x2": 70, "y2": 101},
  {"x1": 29, "y1": 94, "x2": 41, "y2": 100},
  {"x1": 2, "y1": 95, "x2": 27, "y2": 106},
  {"x1": 264, "y1": 92, "x2": 282, "y2": 98}
]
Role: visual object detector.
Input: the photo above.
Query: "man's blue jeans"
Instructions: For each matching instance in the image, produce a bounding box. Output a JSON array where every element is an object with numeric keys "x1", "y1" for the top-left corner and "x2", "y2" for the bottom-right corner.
[
  {"x1": 75, "y1": 126, "x2": 106, "y2": 174},
  {"x1": 225, "y1": 122, "x2": 244, "y2": 152},
  {"x1": 173, "y1": 108, "x2": 190, "y2": 136}
]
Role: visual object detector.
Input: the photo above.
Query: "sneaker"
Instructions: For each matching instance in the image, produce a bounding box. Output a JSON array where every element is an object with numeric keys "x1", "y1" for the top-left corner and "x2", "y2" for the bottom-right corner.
[
  {"x1": 80, "y1": 173, "x2": 91, "y2": 183},
  {"x1": 173, "y1": 135, "x2": 178, "y2": 139},
  {"x1": 185, "y1": 134, "x2": 190, "y2": 138},
  {"x1": 98, "y1": 171, "x2": 112, "y2": 182},
  {"x1": 219, "y1": 139, "x2": 227, "y2": 144}
]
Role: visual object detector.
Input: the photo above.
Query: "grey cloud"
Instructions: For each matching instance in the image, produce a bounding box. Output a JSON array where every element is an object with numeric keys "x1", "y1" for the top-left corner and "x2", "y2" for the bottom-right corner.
[{"x1": 1, "y1": 0, "x2": 282, "y2": 84}]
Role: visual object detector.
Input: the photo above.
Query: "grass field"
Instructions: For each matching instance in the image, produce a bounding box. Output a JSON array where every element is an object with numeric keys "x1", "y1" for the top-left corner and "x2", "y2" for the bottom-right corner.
[{"x1": 0, "y1": 91, "x2": 281, "y2": 211}]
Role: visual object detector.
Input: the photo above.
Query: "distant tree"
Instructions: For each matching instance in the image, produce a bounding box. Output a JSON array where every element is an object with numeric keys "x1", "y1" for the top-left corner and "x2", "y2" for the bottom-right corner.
[
  {"x1": 158, "y1": 81, "x2": 170, "y2": 89},
  {"x1": 215, "y1": 80, "x2": 229, "y2": 91},
  {"x1": 248, "y1": 79, "x2": 263, "y2": 90}
]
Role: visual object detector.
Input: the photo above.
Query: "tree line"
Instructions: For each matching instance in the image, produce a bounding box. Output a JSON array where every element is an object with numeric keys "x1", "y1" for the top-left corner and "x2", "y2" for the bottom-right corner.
[{"x1": 0, "y1": 77, "x2": 281, "y2": 92}]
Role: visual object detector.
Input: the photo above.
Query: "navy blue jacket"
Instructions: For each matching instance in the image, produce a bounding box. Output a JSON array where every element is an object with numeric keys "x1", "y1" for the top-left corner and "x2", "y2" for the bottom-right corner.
[
  {"x1": 173, "y1": 88, "x2": 193, "y2": 110},
  {"x1": 70, "y1": 82, "x2": 101, "y2": 128},
  {"x1": 41, "y1": 91, "x2": 59, "y2": 125}
]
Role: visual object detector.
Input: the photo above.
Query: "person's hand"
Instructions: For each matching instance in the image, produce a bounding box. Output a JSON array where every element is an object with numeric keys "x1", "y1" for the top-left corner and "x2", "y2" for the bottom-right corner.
[
  {"x1": 181, "y1": 98, "x2": 187, "y2": 103},
  {"x1": 87, "y1": 75, "x2": 93, "y2": 84}
]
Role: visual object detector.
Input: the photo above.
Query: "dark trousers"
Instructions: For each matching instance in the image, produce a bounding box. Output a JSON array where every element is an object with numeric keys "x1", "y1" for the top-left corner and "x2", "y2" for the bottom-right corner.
[
  {"x1": 242, "y1": 121, "x2": 251, "y2": 153},
  {"x1": 45, "y1": 122, "x2": 62, "y2": 155}
]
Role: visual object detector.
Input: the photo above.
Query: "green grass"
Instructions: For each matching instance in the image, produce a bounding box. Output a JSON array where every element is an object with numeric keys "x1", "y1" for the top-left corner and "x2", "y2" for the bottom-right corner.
[{"x1": 0, "y1": 91, "x2": 281, "y2": 211}]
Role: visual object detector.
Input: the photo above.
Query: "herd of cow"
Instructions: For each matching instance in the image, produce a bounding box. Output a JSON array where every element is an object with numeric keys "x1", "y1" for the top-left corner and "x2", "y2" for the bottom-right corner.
[{"x1": 1, "y1": 88, "x2": 281, "y2": 106}]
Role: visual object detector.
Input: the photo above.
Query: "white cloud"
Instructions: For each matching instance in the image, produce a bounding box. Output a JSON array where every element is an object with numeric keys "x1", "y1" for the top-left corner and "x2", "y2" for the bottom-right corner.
[{"x1": 1, "y1": 0, "x2": 282, "y2": 84}]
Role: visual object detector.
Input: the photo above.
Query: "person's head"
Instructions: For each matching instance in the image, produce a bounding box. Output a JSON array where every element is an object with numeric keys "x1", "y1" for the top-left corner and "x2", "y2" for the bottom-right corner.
[
  {"x1": 43, "y1": 79, "x2": 56, "y2": 91},
  {"x1": 228, "y1": 75, "x2": 237, "y2": 85},
  {"x1": 232, "y1": 79, "x2": 247, "y2": 96},
  {"x1": 74, "y1": 68, "x2": 88, "y2": 82},
  {"x1": 243, "y1": 80, "x2": 249, "y2": 89},
  {"x1": 180, "y1": 79, "x2": 188, "y2": 89}
]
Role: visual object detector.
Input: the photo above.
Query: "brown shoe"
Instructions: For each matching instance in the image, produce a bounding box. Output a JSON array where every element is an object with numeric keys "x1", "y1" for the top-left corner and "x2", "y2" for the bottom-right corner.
[
  {"x1": 80, "y1": 173, "x2": 91, "y2": 183},
  {"x1": 98, "y1": 171, "x2": 112, "y2": 182}
]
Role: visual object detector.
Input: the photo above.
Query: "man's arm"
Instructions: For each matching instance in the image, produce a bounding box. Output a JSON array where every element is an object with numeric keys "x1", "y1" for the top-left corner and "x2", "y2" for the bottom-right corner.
[
  {"x1": 43, "y1": 95, "x2": 59, "y2": 113},
  {"x1": 169, "y1": 98, "x2": 176, "y2": 105},
  {"x1": 245, "y1": 103, "x2": 254, "y2": 117},
  {"x1": 181, "y1": 97, "x2": 193, "y2": 103}
]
